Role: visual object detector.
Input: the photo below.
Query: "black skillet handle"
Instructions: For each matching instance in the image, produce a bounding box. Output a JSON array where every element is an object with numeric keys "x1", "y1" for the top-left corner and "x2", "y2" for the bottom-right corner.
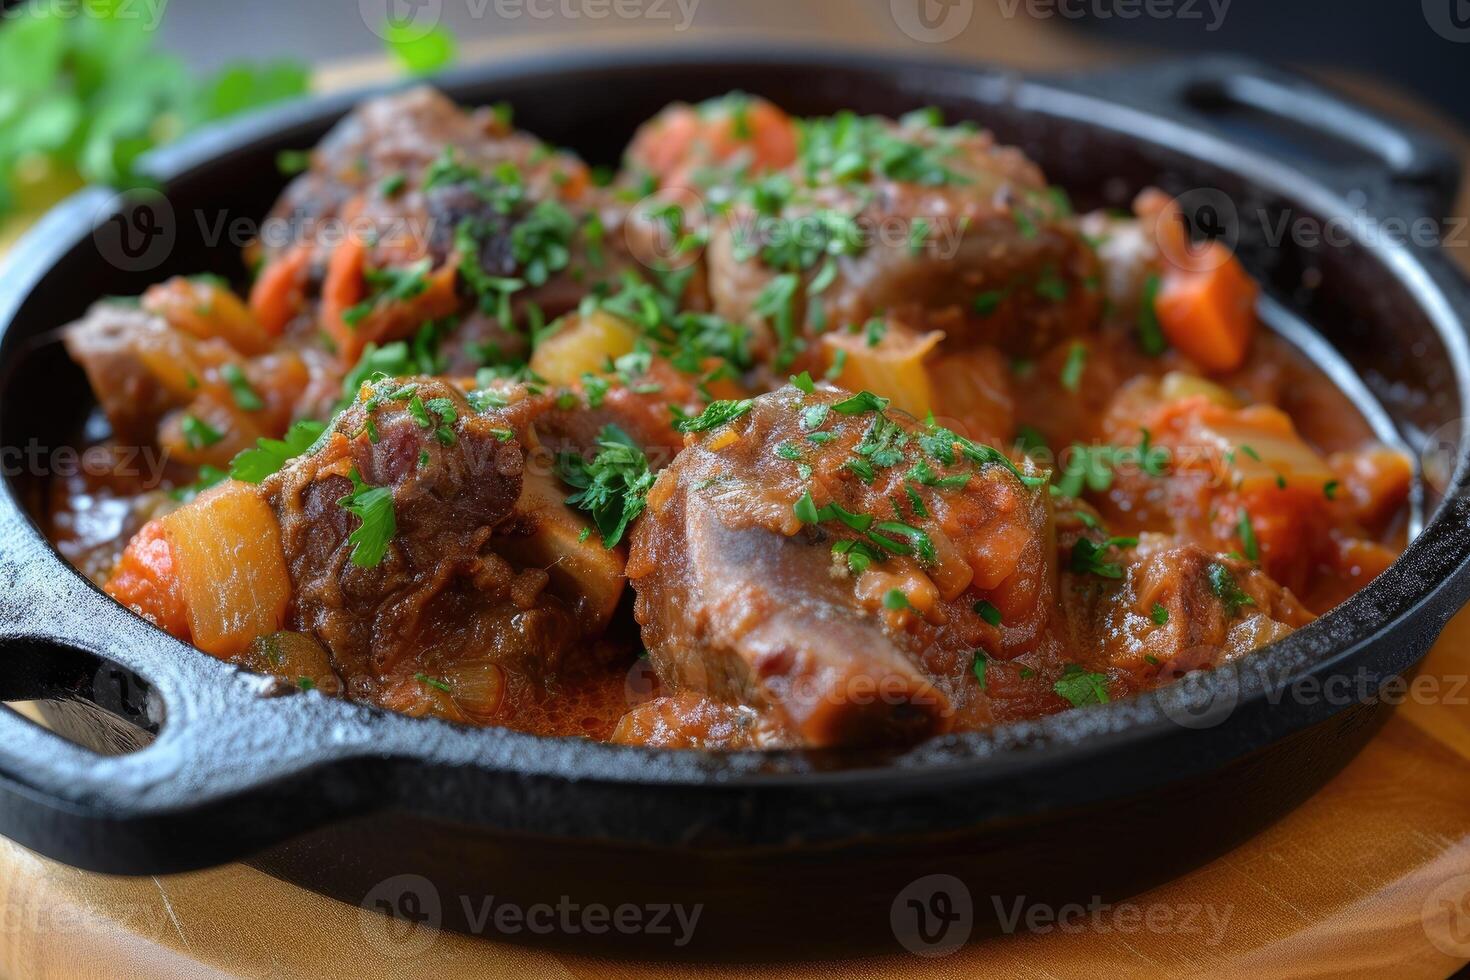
[
  {"x1": 0, "y1": 525, "x2": 378, "y2": 874},
  {"x1": 1042, "y1": 56, "x2": 1463, "y2": 223}
]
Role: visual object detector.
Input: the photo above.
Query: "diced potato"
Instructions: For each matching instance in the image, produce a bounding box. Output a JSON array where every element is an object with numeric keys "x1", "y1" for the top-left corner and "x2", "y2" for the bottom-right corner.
[
  {"x1": 132, "y1": 326, "x2": 214, "y2": 400},
  {"x1": 1197, "y1": 405, "x2": 1336, "y2": 493},
  {"x1": 1160, "y1": 371, "x2": 1238, "y2": 408},
  {"x1": 529, "y1": 311, "x2": 641, "y2": 387},
  {"x1": 161, "y1": 481, "x2": 291, "y2": 658},
  {"x1": 823, "y1": 325, "x2": 942, "y2": 418},
  {"x1": 143, "y1": 277, "x2": 273, "y2": 356}
]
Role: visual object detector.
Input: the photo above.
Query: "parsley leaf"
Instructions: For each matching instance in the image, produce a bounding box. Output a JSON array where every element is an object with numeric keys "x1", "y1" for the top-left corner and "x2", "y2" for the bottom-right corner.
[
  {"x1": 1060, "y1": 341, "x2": 1088, "y2": 393},
  {"x1": 1137, "y1": 272, "x2": 1167, "y2": 355},
  {"x1": 337, "y1": 467, "x2": 396, "y2": 568},
  {"x1": 1207, "y1": 563, "x2": 1255, "y2": 615},
  {"x1": 230, "y1": 419, "x2": 328, "y2": 483},
  {"x1": 1237, "y1": 509, "x2": 1259, "y2": 563},
  {"x1": 1053, "y1": 664, "x2": 1110, "y2": 707},
  {"x1": 675, "y1": 399, "x2": 754, "y2": 433},
  {"x1": 1070, "y1": 535, "x2": 1137, "y2": 578},
  {"x1": 181, "y1": 414, "x2": 223, "y2": 450},
  {"x1": 220, "y1": 363, "x2": 263, "y2": 412},
  {"x1": 556, "y1": 425, "x2": 654, "y2": 548}
]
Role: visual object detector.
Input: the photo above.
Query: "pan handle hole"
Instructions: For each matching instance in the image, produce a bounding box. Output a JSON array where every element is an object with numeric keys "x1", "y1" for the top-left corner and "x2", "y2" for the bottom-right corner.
[{"x1": 0, "y1": 638, "x2": 162, "y2": 756}]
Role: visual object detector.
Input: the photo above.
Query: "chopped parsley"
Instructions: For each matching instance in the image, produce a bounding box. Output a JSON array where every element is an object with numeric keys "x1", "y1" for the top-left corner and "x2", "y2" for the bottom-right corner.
[
  {"x1": 343, "y1": 259, "x2": 432, "y2": 328},
  {"x1": 230, "y1": 419, "x2": 329, "y2": 482},
  {"x1": 1053, "y1": 664, "x2": 1110, "y2": 707},
  {"x1": 1060, "y1": 341, "x2": 1087, "y2": 393},
  {"x1": 1070, "y1": 535, "x2": 1137, "y2": 579},
  {"x1": 337, "y1": 467, "x2": 397, "y2": 568},
  {"x1": 415, "y1": 673, "x2": 452, "y2": 693},
  {"x1": 556, "y1": 425, "x2": 655, "y2": 549},
  {"x1": 220, "y1": 363, "x2": 264, "y2": 411},
  {"x1": 1237, "y1": 509, "x2": 1259, "y2": 563},
  {"x1": 1150, "y1": 603, "x2": 1170, "y2": 626},
  {"x1": 832, "y1": 390, "x2": 890, "y2": 415},
  {"x1": 1137, "y1": 272, "x2": 1167, "y2": 355},
  {"x1": 1033, "y1": 265, "x2": 1068, "y2": 302},
  {"x1": 973, "y1": 288, "x2": 1007, "y2": 317},
  {"x1": 1055, "y1": 444, "x2": 1116, "y2": 498},
  {"x1": 675, "y1": 399, "x2": 754, "y2": 433},
  {"x1": 1207, "y1": 563, "x2": 1255, "y2": 615},
  {"x1": 181, "y1": 414, "x2": 223, "y2": 450},
  {"x1": 974, "y1": 600, "x2": 1002, "y2": 626},
  {"x1": 883, "y1": 589, "x2": 910, "y2": 611}
]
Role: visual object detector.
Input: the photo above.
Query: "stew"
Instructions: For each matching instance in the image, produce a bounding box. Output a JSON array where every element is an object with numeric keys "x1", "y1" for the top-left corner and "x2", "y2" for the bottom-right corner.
[{"x1": 46, "y1": 88, "x2": 1412, "y2": 749}]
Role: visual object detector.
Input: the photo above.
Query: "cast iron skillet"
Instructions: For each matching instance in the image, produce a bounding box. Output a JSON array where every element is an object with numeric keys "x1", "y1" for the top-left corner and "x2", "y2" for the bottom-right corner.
[{"x1": 0, "y1": 48, "x2": 1468, "y2": 957}]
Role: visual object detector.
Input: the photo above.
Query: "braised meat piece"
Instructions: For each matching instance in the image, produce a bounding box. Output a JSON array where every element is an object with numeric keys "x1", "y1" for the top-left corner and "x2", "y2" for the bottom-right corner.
[
  {"x1": 703, "y1": 111, "x2": 1101, "y2": 366},
  {"x1": 63, "y1": 302, "x2": 191, "y2": 447},
  {"x1": 1055, "y1": 517, "x2": 1315, "y2": 686},
  {"x1": 261, "y1": 378, "x2": 579, "y2": 705},
  {"x1": 627, "y1": 384, "x2": 1055, "y2": 747}
]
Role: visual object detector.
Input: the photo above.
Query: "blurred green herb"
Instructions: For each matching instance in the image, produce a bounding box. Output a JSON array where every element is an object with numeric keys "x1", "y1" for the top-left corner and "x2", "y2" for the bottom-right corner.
[
  {"x1": 381, "y1": 21, "x2": 457, "y2": 75},
  {"x1": 0, "y1": 1, "x2": 310, "y2": 220}
]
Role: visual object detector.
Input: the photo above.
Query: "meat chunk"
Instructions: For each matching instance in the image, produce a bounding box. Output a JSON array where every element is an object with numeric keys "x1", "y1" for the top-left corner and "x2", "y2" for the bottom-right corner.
[
  {"x1": 261, "y1": 378, "x2": 580, "y2": 702},
  {"x1": 63, "y1": 302, "x2": 203, "y2": 446},
  {"x1": 263, "y1": 87, "x2": 589, "y2": 265},
  {"x1": 626, "y1": 384, "x2": 1055, "y2": 747},
  {"x1": 1056, "y1": 519, "x2": 1314, "y2": 687},
  {"x1": 703, "y1": 111, "x2": 1102, "y2": 365},
  {"x1": 62, "y1": 297, "x2": 334, "y2": 463}
]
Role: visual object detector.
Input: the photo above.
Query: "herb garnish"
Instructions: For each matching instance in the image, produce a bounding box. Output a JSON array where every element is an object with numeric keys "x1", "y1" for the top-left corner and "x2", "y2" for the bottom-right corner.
[
  {"x1": 337, "y1": 467, "x2": 397, "y2": 568},
  {"x1": 1054, "y1": 664, "x2": 1110, "y2": 707},
  {"x1": 556, "y1": 425, "x2": 655, "y2": 548}
]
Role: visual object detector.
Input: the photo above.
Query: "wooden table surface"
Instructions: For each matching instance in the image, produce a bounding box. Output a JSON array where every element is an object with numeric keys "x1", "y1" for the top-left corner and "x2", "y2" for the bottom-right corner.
[{"x1": 3, "y1": 7, "x2": 1470, "y2": 979}]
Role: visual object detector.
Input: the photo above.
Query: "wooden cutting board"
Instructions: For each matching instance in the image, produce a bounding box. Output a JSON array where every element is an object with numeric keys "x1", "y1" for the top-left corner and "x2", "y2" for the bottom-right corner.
[{"x1": 3, "y1": 9, "x2": 1470, "y2": 980}]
